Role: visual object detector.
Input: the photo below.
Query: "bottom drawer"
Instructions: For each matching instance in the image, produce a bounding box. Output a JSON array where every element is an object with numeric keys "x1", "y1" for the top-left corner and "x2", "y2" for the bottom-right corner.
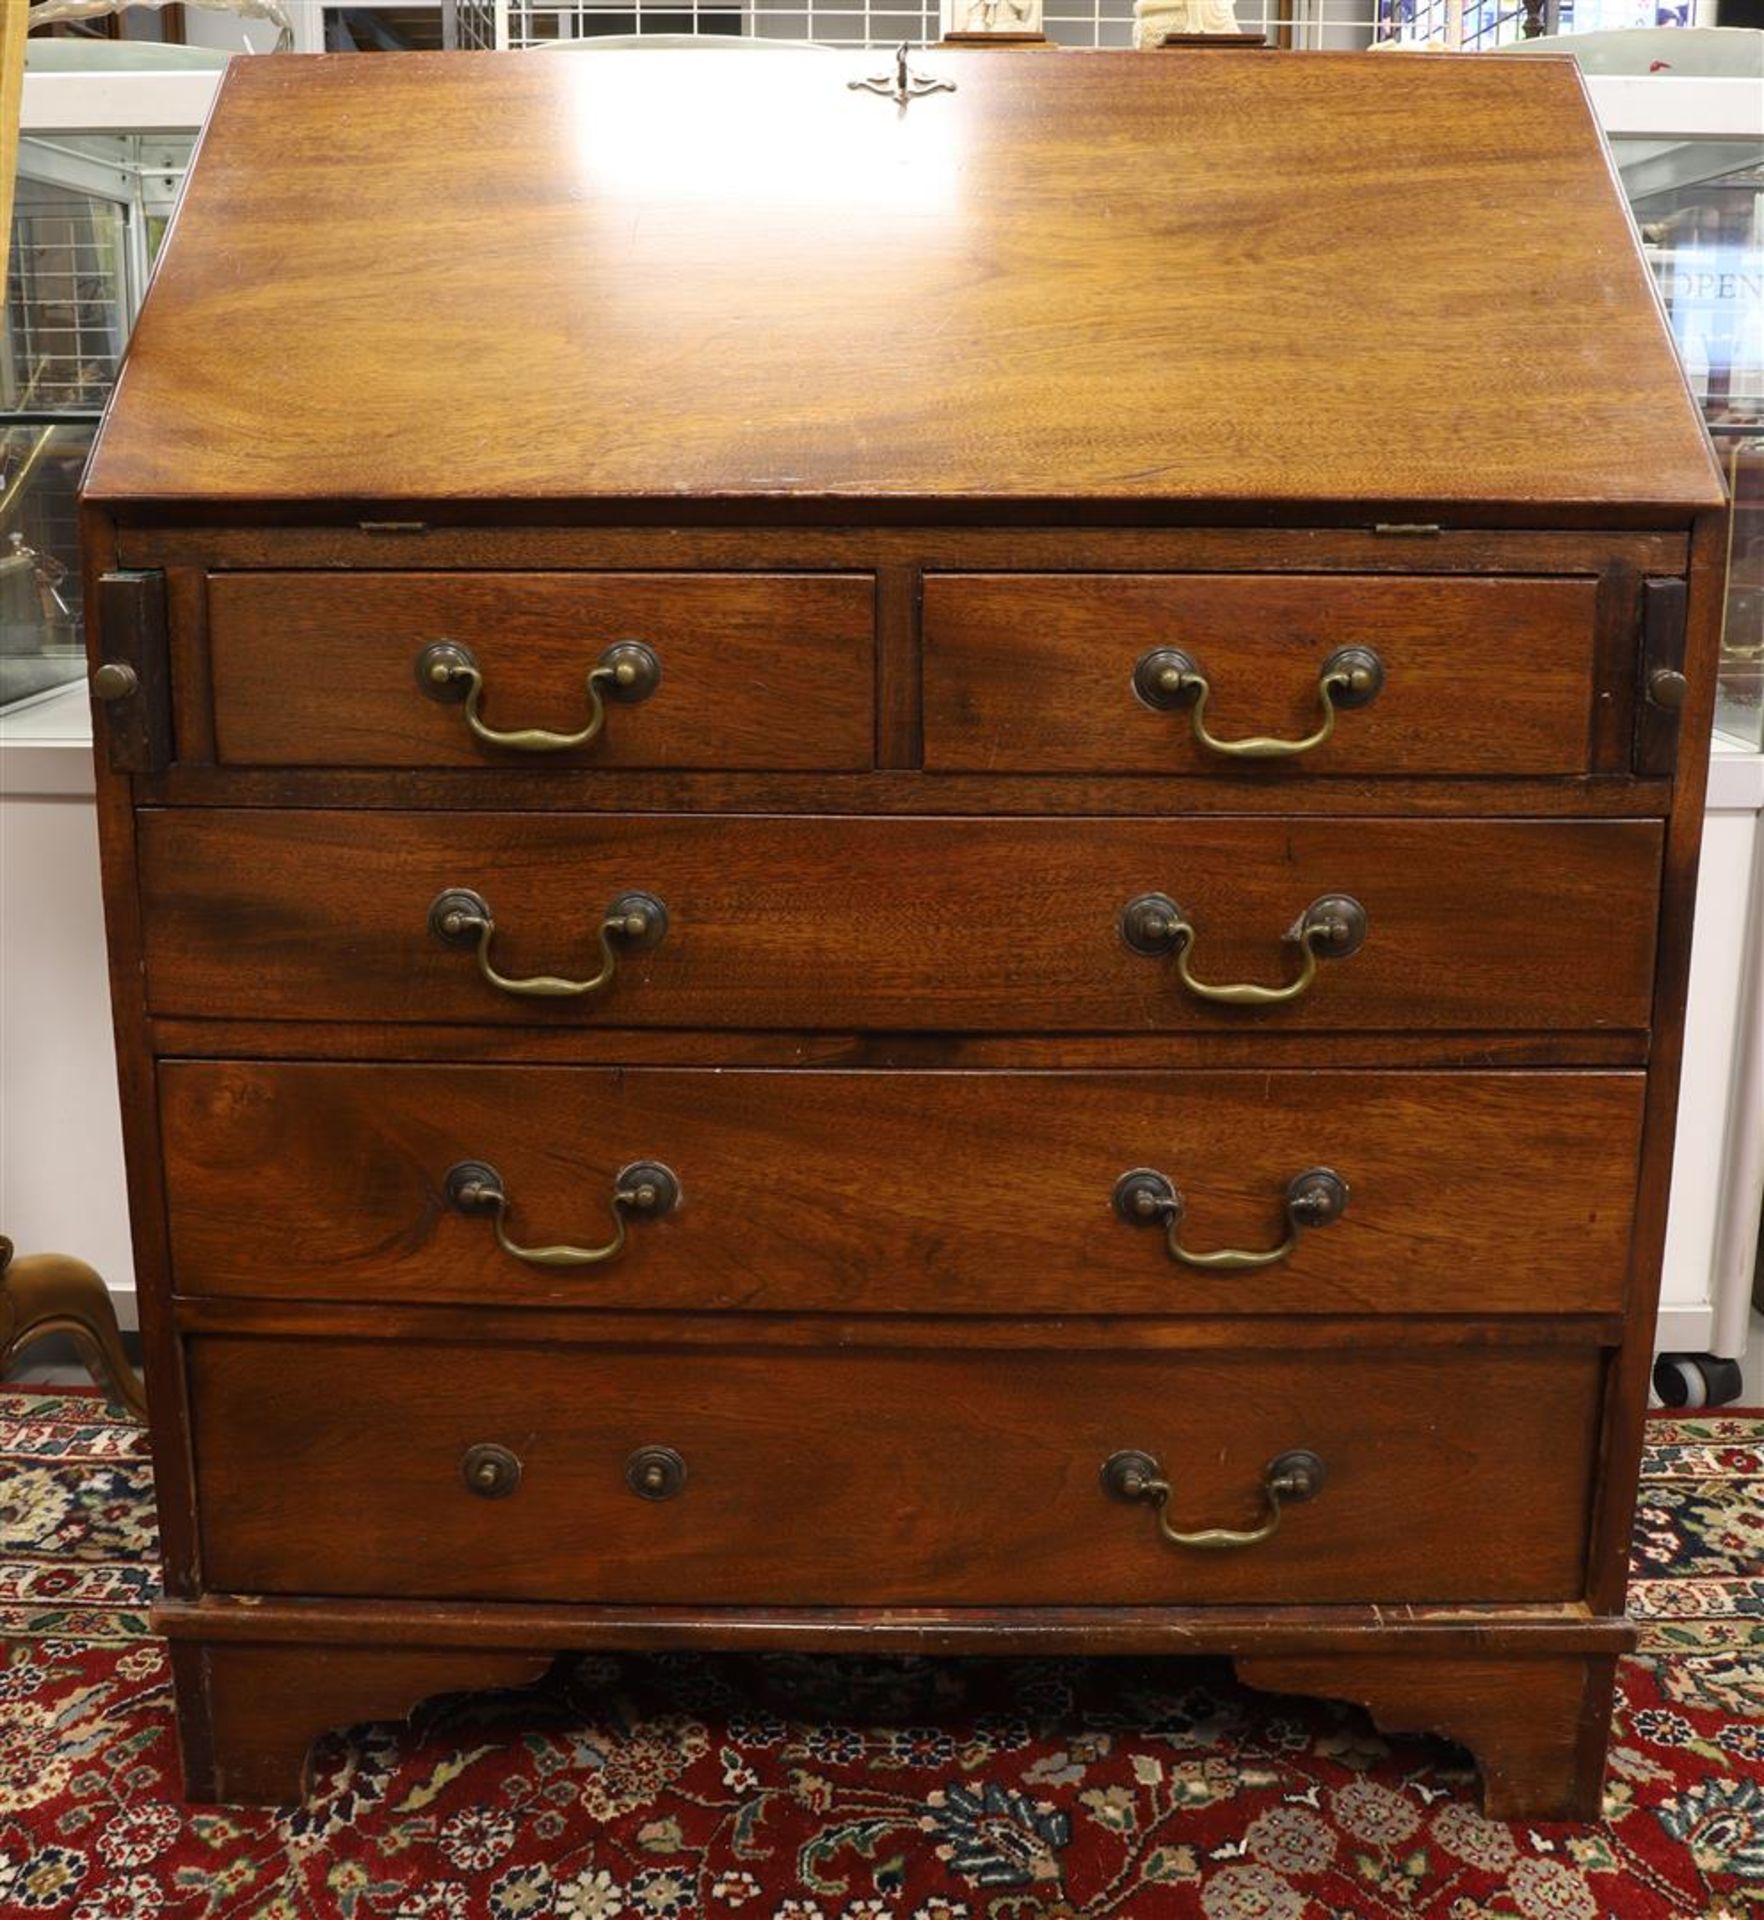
[{"x1": 191, "y1": 1337, "x2": 1603, "y2": 1607}]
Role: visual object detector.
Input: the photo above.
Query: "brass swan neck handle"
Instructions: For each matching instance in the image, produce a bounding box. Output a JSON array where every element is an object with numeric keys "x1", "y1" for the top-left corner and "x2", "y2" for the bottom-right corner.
[
  {"x1": 1132, "y1": 644, "x2": 1383, "y2": 760},
  {"x1": 1114, "y1": 1166, "x2": 1349, "y2": 1272},
  {"x1": 1120, "y1": 892, "x2": 1367, "y2": 1008},
  {"x1": 428, "y1": 887, "x2": 667, "y2": 1001},
  {"x1": 445, "y1": 1158, "x2": 679, "y2": 1268},
  {"x1": 417, "y1": 638, "x2": 660, "y2": 754},
  {"x1": 1102, "y1": 1447, "x2": 1326, "y2": 1551}
]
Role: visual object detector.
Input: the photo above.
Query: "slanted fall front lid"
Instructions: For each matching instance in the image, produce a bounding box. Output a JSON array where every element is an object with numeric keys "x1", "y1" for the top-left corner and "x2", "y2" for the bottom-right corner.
[{"x1": 85, "y1": 47, "x2": 1721, "y2": 522}]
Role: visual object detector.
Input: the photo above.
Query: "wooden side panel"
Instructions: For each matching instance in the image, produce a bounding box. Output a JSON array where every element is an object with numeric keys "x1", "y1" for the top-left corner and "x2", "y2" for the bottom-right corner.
[
  {"x1": 924, "y1": 574, "x2": 1599, "y2": 775},
  {"x1": 135, "y1": 812, "x2": 1663, "y2": 1033},
  {"x1": 206, "y1": 572, "x2": 876, "y2": 770},
  {"x1": 1587, "y1": 509, "x2": 1732, "y2": 1617},
  {"x1": 93, "y1": 571, "x2": 172, "y2": 774},
  {"x1": 79, "y1": 510, "x2": 202, "y2": 1598},
  {"x1": 159, "y1": 1063, "x2": 1645, "y2": 1316},
  {"x1": 190, "y1": 1336, "x2": 1604, "y2": 1607}
]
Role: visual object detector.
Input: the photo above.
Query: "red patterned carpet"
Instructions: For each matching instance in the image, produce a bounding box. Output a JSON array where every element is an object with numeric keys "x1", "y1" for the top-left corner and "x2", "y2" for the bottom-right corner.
[{"x1": 2, "y1": 1387, "x2": 1761, "y2": 1920}]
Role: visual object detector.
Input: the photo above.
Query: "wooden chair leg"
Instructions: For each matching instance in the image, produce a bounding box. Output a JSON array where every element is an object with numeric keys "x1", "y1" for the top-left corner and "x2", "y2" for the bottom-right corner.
[{"x1": 0, "y1": 1234, "x2": 148, "y2": 1421}]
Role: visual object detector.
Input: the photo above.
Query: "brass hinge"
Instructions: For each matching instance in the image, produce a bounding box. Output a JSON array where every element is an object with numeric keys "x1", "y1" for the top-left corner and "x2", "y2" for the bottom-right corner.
[{"x1": 91, "y1": 570, "x2": 172, "y2": 774}]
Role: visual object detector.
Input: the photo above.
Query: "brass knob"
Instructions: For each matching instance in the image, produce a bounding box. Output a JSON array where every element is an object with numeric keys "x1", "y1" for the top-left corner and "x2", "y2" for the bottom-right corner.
[
  {"x1": 92, "y1": 662, "x2": 138, "y2": 701},
  {"x1": 626, "y1": 1445, "x2": 687, "y2": 1501},
  {"x1": 461, "y1": 1442, "x2": 522, "y2": 1499},
  {"x1": 1648, "y1": 668, "x2": 1689, "y2": 712}
]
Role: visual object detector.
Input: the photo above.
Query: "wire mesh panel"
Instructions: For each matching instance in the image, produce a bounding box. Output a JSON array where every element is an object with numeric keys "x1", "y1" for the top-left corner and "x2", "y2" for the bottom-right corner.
[
  {"x1": 455, "y1": 0, "x2": 1305, "y2": 46},
  {"x1": 454, "y1": 1, "x2": 948, "y2": 44},
  {"x1": 3, "y1": 195, "x2": 127, "y2": 412},
  {"x1": 441, "y1": 0, "x2": 1513, "y2": 54},
  {"x1": 404, "y1": 0, "x2": 1718, "y2": 48},
  {"x1": 1042, "y1": 0, "x2": 1137, "y2": 48}
]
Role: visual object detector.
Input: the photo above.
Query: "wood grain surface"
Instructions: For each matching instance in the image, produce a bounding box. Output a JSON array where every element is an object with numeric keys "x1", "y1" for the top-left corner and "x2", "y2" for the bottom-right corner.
[
  {"x1": 117, "y1": 525, "x2": 1691, "y2": 577},
  {"x1": 84, "y1": 52, "x2": 1719, "y2": 519},
  {"x1": 157, "y1": 1619, "x2": 1623, "y2": 1812},
  {"x1": 924, "y1": 573, "x2": 1600, "y2": 774},
  {"x1": 173, "y1": 1642, "x2": 552, "y2": 1805},
  {"x1": 158, "y1": 1062, "x2": 1645, "y2": 1316},
  {"x1": 136, "y1": 810, "x2": 1662, "y2": 1032},
  {"x1": 207, "y1": 572, "x2": 875, "y2": 769},
  {"x1": 1237, "y1": 1651, "x2": 1618, "y2": 1820},
  {"x1": 189, "y1": 1335, "x2": 1604, "y2": 1607},
  {"x1": 154, "y1": 1592, "x2": 1638, "y2": 1658}
]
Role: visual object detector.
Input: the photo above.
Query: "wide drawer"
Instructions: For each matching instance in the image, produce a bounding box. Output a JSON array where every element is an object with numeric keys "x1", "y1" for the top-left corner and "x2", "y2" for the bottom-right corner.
[
  {"x1": 206, "y1": 571, "x2": 875, "y2": 769},
  {"x1": 924, "y1": 573, "x2": 1601, "y2": 775},
  {"x1": 190, "y1": 1335, "x2": 1603, "y2": 1605},
  {"x1": 137, "y1": 812, "x2": 1661, "y2": 1032},
  {"x1": 160, "y1": 1063, "x2": 1644, "y2": 1315}
]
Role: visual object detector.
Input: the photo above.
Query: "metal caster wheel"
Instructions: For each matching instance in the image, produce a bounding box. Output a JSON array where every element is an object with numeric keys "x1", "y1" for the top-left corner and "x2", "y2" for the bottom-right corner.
[{"x1": 1652, "y1": 1351, "x2": 1746, "y2": 1410}]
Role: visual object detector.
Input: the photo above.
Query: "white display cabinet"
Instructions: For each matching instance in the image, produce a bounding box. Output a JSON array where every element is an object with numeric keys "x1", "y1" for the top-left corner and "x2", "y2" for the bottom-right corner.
[{"x1": 1599, "y1": 76, "x2": 1764, "y2": 1405}]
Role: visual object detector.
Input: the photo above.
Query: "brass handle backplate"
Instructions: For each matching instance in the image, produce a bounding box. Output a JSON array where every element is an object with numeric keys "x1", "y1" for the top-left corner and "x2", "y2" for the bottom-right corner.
[
  {"x1": 429, "y1": 886, "x2": 667, "y2": 1000},
  {"x1": 417, "y1": 638, "x2": 660, "y2": 753},
  {"x1": 626, "y1": 1445, "x2": 688, "y2": 1501},
  {"x1": 1102, "y1": 1446, "x2": 1325, "y2": 1550},
  {"x1": 1114, "y1": 1165, "x2": 1348, "y2": 1271},
  {"x1": 461, "y1": 1442, "x2": 522, "y2": 1499},
  {"x1": 445, "y1": 1157, "x2": 680, "y2": 1268},
  {"x1": 1120, "y1": 891, "x2": 1366, "y2": 1007},
  {"x1": 1132, "y1": 644, "x2": 1383, "y2": 759}
]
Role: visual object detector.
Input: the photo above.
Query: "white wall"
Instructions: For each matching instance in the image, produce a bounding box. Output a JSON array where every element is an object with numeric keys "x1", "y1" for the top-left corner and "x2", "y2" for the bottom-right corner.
[{"x1": 0, "y1": 691, "x2": 137, "y2": 1328}]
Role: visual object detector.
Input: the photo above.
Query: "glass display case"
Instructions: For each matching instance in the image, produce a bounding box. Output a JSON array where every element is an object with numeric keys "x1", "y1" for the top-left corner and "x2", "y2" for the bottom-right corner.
[
  {"x1": 1612, "y1": 127, "x2": 1763, "y2": 749},
  {"x1": 0, "y1": 420, "x2": 90, "y2": 710},
  {"x1": 1597, "y1": 62, "x2": 1764, "y2": 1402},
  {"x1": 1, "y1": 132, "x2": 193, "y2": 715}
]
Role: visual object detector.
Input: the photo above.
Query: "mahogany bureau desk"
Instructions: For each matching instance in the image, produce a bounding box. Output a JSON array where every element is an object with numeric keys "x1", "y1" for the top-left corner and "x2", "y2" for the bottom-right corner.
[{"x1": 81, "y1": 47, "x2": 1727, "y2": 1814}]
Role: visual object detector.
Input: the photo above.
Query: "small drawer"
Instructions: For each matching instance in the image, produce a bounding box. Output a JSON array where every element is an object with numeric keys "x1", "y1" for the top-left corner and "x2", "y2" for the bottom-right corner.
[
  {"x1": 138, "y1": 810, "x2": 1661, "y2": 1034},
  {"x1": 191, "y1": 1334, "x2": 1602, "y2": 1606},
  {"x1": 923, "y1": 573, "x2": 1601, "y2": 775},
  {"x1": 205, "y1": 571, "x2": 875, "y2": 769},
  {"x1": 161, "y1": 1062, "x2": 1644, "y2": 1317}
]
